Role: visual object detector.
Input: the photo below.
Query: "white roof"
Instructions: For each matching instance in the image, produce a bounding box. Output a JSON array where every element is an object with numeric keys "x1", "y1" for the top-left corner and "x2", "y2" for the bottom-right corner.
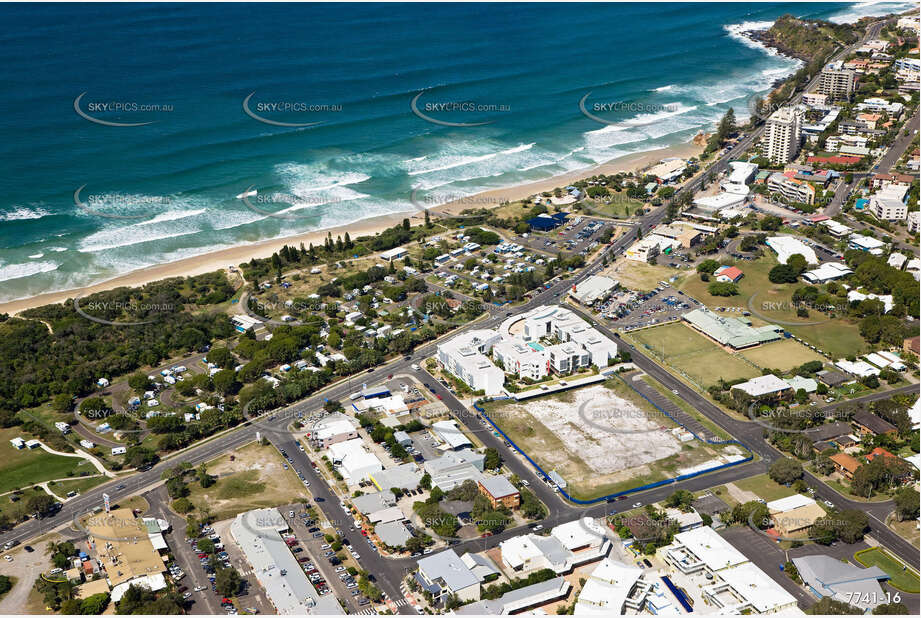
[
  {"x1": 380, "y1": 246, "x2": 408, "y2": 259},
  {"x1": 802, "y1": 262, "x2": 852, "y2": 283},
  {"x1": 835, "y1": 359, "x2": 880, "y2": 378},
  {"x1": 328, "y1": 438, "x2": 382, "y2": 480},
  {"x1": 674, "y1": 527, "x2": 747, "y2": 571},
  {"x1": 766, "y1": 236, "x2": 819, "y2": 265},
  {"x1": 551, "y1": 518, "x2": 606, "y2": 550},
  {"x1": 732, "y1": 374, "x2": 791, "y2": 397},
  {"x1": 574, "y1": 558, "x2": 643, "y2": 614},
  {"x1": 847, "y1": 290, "x2": 894, "y2": 313},
  {"x1": 727, "y1": 161, "x2": 758, "y2": 185},
  {"x1": 909, "y1": 397, "x2": 921, "y2": 430},
  {"x1": 570, "y1": 275, "x2": 618, "y2": 304},
  {"x1": 849, "y1": 234, "x2": 886, "y2": 250},
  {"x1": 717, "y1": 562, "x2": 797, "y2": 613},
  {"x1": 432, "y1": 420, "x2": 472, "y2": 449},
  {"x1": 313, "y1": 416, "x2": 356, "y2": 441},
  {"x1": 863, "y1": 352, "x2": 891, "y2": 368},
  {"x1": 693, "y1": 192, "x2": 747, "y2": 211},
  {"x1": 766, "y1": 493, "x2": 816, "y2": 513}
]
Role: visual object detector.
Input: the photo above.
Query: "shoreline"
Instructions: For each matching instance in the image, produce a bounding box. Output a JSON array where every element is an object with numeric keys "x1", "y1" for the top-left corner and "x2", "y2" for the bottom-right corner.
[{"x1": 0, "y1": 139, "x2": 704, "y2": 317}]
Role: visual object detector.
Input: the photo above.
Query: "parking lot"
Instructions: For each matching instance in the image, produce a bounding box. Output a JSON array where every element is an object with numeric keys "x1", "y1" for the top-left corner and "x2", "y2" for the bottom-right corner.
[
  {"x1": 277, "y1": 504, "x2": 376, "y2": 613},
  {"x1": 518, "y1": 216, "x2": 611, "y2": 257},
  {"x1": 597, "y1": 284, "x2": 698, "y2": 331}
]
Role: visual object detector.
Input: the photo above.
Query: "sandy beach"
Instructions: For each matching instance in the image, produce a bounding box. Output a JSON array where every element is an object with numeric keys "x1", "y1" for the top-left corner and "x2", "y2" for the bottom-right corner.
[{"x1": 0, "y1": 139, "x2": 704, "y2": 317}]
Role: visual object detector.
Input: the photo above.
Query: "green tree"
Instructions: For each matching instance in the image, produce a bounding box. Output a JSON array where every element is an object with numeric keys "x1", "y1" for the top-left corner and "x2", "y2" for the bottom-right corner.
[
  {"x1": 483, "y1": 447, "x2": 501, "y2": 470},
  {"x1": 769, "y1": 458, "x2": 804, "y2": 484},
  {"x1": 215, "y1": 567, "x2": 242, "y2": 597}
]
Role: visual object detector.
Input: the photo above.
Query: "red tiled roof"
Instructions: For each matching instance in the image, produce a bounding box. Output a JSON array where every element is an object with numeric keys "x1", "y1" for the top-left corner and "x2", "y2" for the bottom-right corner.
[{"x1": 808, "y1": 155, "x2": 862, "y2": 165}]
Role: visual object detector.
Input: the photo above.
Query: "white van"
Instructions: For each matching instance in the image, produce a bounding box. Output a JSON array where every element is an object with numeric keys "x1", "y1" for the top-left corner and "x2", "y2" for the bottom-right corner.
[{"x1": 411, "y1": 364, "x2": 420, "y2": 371}]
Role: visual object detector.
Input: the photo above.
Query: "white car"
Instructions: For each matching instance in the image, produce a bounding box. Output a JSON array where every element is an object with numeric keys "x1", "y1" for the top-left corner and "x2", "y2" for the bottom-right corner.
[{"x1": 632, "y1": 502, "x2": 642, "y2": 508}]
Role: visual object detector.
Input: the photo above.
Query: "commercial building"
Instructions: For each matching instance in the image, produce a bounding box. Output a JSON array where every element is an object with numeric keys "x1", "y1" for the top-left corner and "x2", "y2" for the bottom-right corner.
[
  {"x1": 766, "y1": 494, "x2": 825, "y2": 537},
  {"x1": 85, "y1": 508, "x2": 167, "y2": 590},
  {"x1": 817, "y1": 60, "x2": 857, "y2": 100},
  {"x1": 765, "y1": 236, "x2": 818, "y2": 265},
  {"x1": 625, "y1": 236, "x2": 661, "y2": 262},
  {"x1": 369, "y1": 462, "x2": 423, "y2": 492},
  {"x1": 682, "y1": 307, "x2": 782, "y2": 349},
  {"x1": 328, "y1": 438, "x2": 383, "y2": 483},
  {"x1": 573, "y1": 558, "x2": 650, "y2": 614},
  {"x1": 818, "y1": 219, "x2": 851, "y2": 237},
  {"x1": 230, "y1": 509, "x2": 342, "y2": 614},
  {"x1": 730, "y1": 374, "x2": 793, "y2": 402},
  {"x1": 431, "y1": 420, "x2": 473, "y2": 450},
  {"x1": 793, "y1": 555, "x2": 889, "y2": 612},
  {"x1": 437, "y1": 329, "x2": 505, "y2": 396},
  {"x1": 762, "y1": 106, "x2": 803, "y2": 164},
  {"x1": 309, "y1": 414, "x2": 359, "y2": 448},
  {"x1": 500, "y1": 517, "x2": 610, "y2": 575},
  {"x1": 374, "y1": 520, "x2": 412, "y2": 548},
  {"x1": 478, "y1": 475, "x2": 521, "y2": 509},
  {"x1": 379, "y1": 246, "x2": 408, "y2": 262},
  {"x1": 416, "y1": 549, "x2": 481, "y2": 604},
  {"x1": 569, "y1": 275, "x2": 618, "y2": 305},
  {"x1": 424, "y1": 449, "x2": 486, "y2": 491},
  {"x1": 647, "y1": 158, "x2": 687, "y2": 183}
]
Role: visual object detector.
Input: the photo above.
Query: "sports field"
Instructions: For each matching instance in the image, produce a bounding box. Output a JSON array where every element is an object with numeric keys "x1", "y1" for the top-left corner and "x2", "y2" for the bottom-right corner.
[
  {"x1": 629, "y1": 322, "x2": 759, "y2": 387},
  {"x1": 739, "y1": 338, "x2": 825, "y2": 372}
]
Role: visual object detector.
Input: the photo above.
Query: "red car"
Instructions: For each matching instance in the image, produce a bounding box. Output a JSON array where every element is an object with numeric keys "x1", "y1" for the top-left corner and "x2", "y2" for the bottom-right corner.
[
  {"x1": 436, "y1": 394, "x2": 442, "y2": 400},
  {"x1": 197, "y1": 553, "x2": 207, "y2": 559}
]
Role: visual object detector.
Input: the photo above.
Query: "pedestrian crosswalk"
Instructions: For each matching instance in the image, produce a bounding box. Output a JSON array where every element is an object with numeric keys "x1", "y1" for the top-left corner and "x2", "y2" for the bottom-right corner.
[{"x1": 355, "y1": 598, "x2": 409, "y2": 615}]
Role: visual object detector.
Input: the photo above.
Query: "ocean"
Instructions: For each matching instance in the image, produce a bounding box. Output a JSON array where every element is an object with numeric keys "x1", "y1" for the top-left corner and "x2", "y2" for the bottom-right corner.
[{"x1": 0, "y1": 1, "x2": 913, "y2": 302}]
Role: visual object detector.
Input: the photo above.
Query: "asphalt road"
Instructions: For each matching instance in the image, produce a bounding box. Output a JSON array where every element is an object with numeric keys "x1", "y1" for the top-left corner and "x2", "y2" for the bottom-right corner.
[{"x1": 3, "y1": 15, "x2": 913, "y2": 601}]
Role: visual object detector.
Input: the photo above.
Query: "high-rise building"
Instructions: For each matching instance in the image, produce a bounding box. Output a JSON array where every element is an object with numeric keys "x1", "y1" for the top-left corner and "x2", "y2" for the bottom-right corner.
[
  {"x1": 762, "y1": 106, "x2": 802, "y2": 164},
  {"x1": 817, "y1": 61, "x2": 857, "y2": 101}
]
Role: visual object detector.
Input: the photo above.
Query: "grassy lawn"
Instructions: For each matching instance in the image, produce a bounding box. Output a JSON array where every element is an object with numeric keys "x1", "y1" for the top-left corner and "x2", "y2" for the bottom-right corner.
[
  {"x1": 739, "y1": 338, "x2": 825, "y2": 372},
  {"x1": 48, "y1": 476, "x2": 108, "y2": 497},
  {"x1": 0, "y1": 487, "x2": 49, "y2": 524},
  {"x1": 733, "y1": 474, "x2": 796, "y2": 503},
  {"x1": 854, "y1": 547, "x2": 920, "y2": 593},
  {"x1": 678, "y1": 255, "x2": 867, "y2": 359},
  {"x1": 607, "y1": 259, "x2": 686, "y2": 292},
  {"x1": 0, "y1": 428, "x2": 99, "y2": 493},
  {"x1": 187, "y1": 442, "x2": 310, "y2": 521},
  {"x1": 628, "y1": 322, "x2": 759, "y2": 388}
]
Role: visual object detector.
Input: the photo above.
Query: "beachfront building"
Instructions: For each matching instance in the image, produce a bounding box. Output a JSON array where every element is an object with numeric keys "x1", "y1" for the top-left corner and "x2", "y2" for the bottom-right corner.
[
  {"x1": 437, "y1": 329, "x2": 505, "y2": 396},
  {"x1": 762, "y1": 106, "x2": 803, "y2": 164},
  {"x1": 817, "y1": 61, "x2": 857, "y2": 101}
]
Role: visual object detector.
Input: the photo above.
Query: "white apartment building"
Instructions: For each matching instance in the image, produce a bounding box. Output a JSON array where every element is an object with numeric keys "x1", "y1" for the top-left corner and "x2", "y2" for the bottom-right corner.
[
  {"x1": 817, "y1": 61, "x2": 857, "y2": 100},
  {"x1": 869, "y1": 183, "x2": 909, "y2": 221},
  {"x1": 762, "y1": 106, "x2": 803, "y2": 164},
  {"x1": 520, "y1": 305, "x2": 617, "y2": 367},
  {"x1": 492, "y1": 337, "x2": 549, "y2": 381},
  {"x1": 907, "y1": 211, "x2": 919, "y2": 234},
  {"x1": 437, "y1": 329, "x2": 505, "y2": 396}
]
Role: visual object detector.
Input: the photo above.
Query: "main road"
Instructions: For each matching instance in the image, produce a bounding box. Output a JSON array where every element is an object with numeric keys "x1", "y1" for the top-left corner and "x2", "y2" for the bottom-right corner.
[{"x1": 3, "y1": 13, "x2": 912, "y2": 600}]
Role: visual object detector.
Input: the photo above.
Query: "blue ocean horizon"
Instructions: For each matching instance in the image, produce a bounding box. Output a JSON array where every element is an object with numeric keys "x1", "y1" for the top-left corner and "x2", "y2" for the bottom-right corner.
[{"x1": 0, "y1": 1, "x2": 912, "y2": 302}]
